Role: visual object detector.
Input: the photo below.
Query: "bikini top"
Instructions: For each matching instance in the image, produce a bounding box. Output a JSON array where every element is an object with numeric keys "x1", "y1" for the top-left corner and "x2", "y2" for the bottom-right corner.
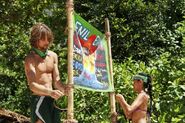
[{"x1": 134, "y1": 108, "x2": 147, "y2": 113}]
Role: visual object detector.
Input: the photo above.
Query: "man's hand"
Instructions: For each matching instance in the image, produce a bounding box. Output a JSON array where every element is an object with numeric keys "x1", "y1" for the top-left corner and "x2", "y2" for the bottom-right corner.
[
  {"x1": 50, "y1": 90, "x2": 64, "y2": 100},
  {"x1": 54, "y1": 81, "x2": 74, "y2": 96},
  {"x1": 63, "y1": 84, "x2": 74, "y2": 96}
]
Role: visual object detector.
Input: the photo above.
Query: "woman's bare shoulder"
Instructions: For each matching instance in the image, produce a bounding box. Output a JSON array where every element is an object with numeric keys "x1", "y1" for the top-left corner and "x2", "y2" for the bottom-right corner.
[{"x1": 138, "y1": 92, "x2": 149, "y2": 101}]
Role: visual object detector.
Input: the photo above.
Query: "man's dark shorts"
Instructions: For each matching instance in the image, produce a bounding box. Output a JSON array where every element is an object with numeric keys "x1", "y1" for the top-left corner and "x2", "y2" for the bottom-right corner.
[{"x1": 30, "y1": 95, "x2": 60, "y2": 123}]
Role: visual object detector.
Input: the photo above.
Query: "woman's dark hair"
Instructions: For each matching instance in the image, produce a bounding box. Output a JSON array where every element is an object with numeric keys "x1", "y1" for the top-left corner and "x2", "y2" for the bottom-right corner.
[
  {"x1": 138, "y1": 72, "x2": 152, "y2": 120},
  {"x1": 138, "y1": 73, "x2": 152, "y2": 91}
]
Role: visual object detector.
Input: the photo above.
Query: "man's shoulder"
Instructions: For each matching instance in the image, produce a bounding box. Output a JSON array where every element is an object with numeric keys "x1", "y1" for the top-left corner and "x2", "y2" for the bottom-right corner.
[
  {"x1": 24, "y1": 52, "x2": 35, "y2": 63},
  {"x1": 48, "y1": 50, "x2": 57, "y2": 57}
]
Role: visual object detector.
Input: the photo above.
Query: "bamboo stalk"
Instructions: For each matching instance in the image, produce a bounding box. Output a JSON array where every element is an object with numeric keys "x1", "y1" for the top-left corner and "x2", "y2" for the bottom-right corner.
[
  {"x1": 105, "y1": 18, "x2": 117, "y2": 123},
  {"x1": 64, "y1": 0, "x2": 77, "y2": 123}
]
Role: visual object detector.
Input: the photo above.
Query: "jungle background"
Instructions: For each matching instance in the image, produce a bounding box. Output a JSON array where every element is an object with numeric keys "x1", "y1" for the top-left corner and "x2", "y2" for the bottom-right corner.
[{"x1": 1, "y1": 0, "x2": 185, "y2": 122}]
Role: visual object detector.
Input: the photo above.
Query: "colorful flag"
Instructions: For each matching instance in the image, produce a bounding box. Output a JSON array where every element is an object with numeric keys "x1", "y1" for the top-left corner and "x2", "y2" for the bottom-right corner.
[{"x1": 73, "y1": 12, "x2": 114, "y2": 92}]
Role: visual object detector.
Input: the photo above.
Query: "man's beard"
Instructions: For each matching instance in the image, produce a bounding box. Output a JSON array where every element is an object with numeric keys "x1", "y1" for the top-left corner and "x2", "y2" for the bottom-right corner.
[{"x1": 40, "y1": 45, "x2": 48, "y2": 51}]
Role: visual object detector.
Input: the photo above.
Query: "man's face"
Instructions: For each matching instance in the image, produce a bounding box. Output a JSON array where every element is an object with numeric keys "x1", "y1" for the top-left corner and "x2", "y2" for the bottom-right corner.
[{"x1": 37, "y1": 37, "x2": 49, "y2": 51}]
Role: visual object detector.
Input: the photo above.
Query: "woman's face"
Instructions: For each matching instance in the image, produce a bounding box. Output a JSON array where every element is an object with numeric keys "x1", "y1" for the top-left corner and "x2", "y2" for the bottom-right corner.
[{"x1": 133, "y1": 79, "x2": 143, "y2": 92}]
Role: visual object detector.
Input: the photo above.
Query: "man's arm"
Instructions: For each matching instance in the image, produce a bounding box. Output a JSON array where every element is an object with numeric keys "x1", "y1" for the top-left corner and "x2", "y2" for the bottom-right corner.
[{"x1": 52, "y1": 52, "x2": 69, "y2": 95}]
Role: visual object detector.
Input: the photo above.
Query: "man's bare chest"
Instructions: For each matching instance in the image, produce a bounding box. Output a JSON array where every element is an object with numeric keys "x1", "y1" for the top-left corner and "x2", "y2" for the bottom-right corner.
[{"x1": 35, "y1": 56, "x2": 54, "y2": 73}]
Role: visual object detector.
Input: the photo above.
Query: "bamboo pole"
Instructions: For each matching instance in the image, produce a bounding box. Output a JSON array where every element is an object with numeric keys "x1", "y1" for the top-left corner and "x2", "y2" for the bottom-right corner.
[
  {"x1": 64, "y1": 0, "x2": 77, "y2": 123},
  {"x1": 105, "y1": 18, "x2": 117, "y2": 123}
]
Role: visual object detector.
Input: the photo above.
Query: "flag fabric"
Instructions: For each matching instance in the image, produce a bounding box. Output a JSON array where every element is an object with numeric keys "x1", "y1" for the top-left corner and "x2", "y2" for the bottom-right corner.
[{"x1": 73, "y1": 12, "x2": 114, "y2": 92}]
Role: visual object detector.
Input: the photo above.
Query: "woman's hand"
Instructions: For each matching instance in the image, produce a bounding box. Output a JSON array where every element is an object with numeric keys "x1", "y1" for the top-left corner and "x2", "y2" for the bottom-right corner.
[
  {"x1": 115, "y1": 94, "x2": 125, "y2": 102},
  {"x1": 126, "y1": 112, "x2": 132, "y2": 119}
]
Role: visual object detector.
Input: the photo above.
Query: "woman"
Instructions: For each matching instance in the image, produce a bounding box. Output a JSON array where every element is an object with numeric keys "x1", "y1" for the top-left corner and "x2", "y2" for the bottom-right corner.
[{"x1": 116, "y1": 73, "x2": 152, "y2": 123}]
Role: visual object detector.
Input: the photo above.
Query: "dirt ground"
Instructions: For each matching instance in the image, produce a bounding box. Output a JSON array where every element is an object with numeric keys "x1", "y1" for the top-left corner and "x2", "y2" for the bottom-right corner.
[{"x1": 0, "y1": 109, "x2": 30, "y2": 123}]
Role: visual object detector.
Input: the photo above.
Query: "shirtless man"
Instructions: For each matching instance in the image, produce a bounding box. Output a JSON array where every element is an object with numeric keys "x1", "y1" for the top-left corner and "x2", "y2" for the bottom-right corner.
[
  {"x1": 116, "y1": 73, "x2": 152, "y2": 123},
  {"x1": 24, "y1": 23, "x2": 68, "y2": 123}
]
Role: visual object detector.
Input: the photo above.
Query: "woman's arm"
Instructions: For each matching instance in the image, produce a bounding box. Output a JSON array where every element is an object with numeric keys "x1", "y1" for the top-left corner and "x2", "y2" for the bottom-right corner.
[
  {"x1": 116, "y1": 93, "x2": 146, "y2": 116},
  {"x1": 116, "y1": 94, "x2": 131, "y2": 118}
]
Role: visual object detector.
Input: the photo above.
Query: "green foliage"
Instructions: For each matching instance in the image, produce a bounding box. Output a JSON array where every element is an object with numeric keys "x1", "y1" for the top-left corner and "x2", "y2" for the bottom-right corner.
[
  {"x1": 114, "y1": 52, "x2": 185, "y2": 122},
  {"x1": 1, "y1": 0, "x2": 185, "y2": 122},
  {"x1": 74, "y1": 90, "x2": 110, "y2": 122},
  {"x1": 149, "y1": 52, "x2": 185, "y2": 123}
]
